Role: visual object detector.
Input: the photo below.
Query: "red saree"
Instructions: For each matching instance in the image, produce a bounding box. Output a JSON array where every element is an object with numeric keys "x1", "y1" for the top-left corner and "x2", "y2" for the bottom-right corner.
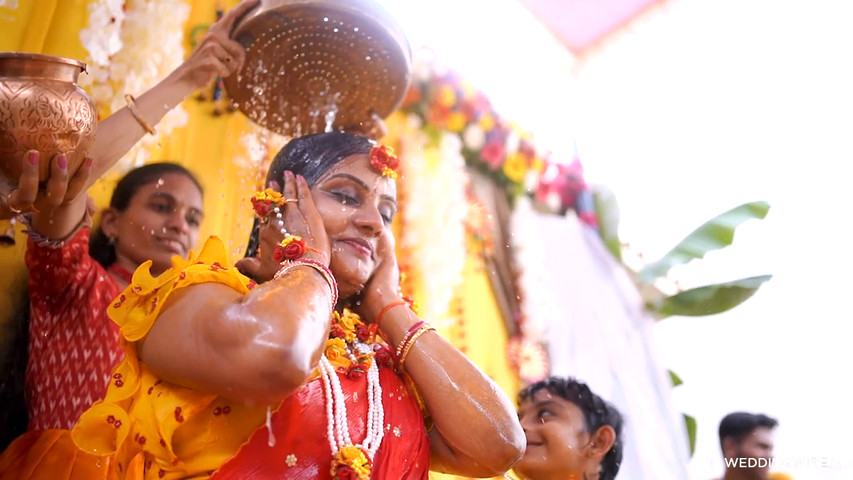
[{"x1": 212, "y1": 365, "x2": 431, "y2": 479}]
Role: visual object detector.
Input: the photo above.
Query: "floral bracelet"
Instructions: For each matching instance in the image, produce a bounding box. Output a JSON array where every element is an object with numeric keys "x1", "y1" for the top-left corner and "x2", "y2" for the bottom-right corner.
[{"x1": 273, "y1": 235, "x2": 325, "y2": 263}]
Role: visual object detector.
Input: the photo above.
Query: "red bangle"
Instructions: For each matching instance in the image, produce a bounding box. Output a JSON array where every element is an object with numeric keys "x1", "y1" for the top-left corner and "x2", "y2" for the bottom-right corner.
[
  {"x1": 398, "y1": 324, "x2": 436, "y2": 370},
  {"x1": 395, "y1": 320, "x2": 426, "y2": 360},
  {"x1": 375, "y1": 300, "x2": 408, "y2": 331}
]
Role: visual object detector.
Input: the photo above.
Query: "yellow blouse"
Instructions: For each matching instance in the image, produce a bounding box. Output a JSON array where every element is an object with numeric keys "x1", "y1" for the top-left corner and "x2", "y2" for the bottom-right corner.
[{"x1": 71, "y1": 236, "x2": 266, "y2": 480}]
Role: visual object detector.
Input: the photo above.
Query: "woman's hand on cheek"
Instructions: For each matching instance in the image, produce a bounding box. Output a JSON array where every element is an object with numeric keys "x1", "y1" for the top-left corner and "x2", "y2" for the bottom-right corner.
[
  {"x1": 358, "y1": 230, "x2": 402, "y2": 322},
  {"x1": 235, "y1": 219, "x2": 286, "y2": 283},
  {"x1": 236, "y1": 172, "x2": 330, "y2": 283}
]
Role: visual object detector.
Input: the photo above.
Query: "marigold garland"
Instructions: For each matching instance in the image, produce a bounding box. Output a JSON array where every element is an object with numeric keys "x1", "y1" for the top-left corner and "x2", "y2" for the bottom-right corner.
[
  {"x1": 319, "y1": 307, "x2": 390, "y2": 480},
  {"x1": 78, "y1": 0, "x2": 189, "y2": 171},
  {"x1": 324, "y1": 309, "x2": 377, "y2": 374},
  {"x1": 401, "y1": 50, "x2": 598, "y2": 224},
  {"x1": 395, "y1": 116, "x2": 468, "y2": 327}
]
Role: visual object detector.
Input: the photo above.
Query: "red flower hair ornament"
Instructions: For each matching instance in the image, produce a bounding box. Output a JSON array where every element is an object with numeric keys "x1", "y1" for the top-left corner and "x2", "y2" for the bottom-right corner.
[{"x1": 369, "y1": 144, "x2": 399, "y2": 179}]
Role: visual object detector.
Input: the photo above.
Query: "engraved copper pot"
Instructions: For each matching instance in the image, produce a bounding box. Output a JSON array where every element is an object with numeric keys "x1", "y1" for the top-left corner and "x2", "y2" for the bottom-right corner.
[
  {"x1": 224, "y1": 0, "x2": 411, "y2": 139},
  {"x1": 0, "y1": 52, "x2": 98, "y2": 188}
]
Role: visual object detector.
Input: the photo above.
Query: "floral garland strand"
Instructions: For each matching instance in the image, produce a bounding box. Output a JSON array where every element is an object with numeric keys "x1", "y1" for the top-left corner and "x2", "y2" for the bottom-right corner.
[
  {"x1": 398, "y1": 113, "x2": 469, "y2": 327},
  {"x1": 507, "y1": 196, "x2": 553, "y2": 383},
  {"x1": 402, "y1": 49, "x2": 599, "y2": 225},
  {"x1": 320, "y1": 308, "x2": 393, "y2": 480},
  {"x1": 78, "y1": 0, "x2": 190, "y2": 172},
  {"x1": 78, "y1": 0, "x2": 125, "y2": 70}
]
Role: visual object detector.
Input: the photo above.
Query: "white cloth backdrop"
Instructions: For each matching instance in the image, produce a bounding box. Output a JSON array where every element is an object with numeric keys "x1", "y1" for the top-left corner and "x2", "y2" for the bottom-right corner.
[{"x1": 515, "y1": 199, "x2": 690, "y2": 479}]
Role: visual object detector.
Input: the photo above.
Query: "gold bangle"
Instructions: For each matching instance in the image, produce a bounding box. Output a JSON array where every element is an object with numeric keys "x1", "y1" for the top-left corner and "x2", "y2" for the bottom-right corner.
[
  {"x1": 124, "y1": 94, "x2": 156, "y2": 135},
  {"x1": 398, "y1": 324, "x2": 435, "y2": 369},
  {"x1": 273, "y1": 259, "x2": 338, "y2": 309}
]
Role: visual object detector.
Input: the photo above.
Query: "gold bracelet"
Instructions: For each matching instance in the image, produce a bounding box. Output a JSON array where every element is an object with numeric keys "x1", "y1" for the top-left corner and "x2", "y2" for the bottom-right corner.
[
  {"x1": 124, "y1": 94, "x2": 156, "y2": 135},
  {"x1": 273, "y1": 259, "x2": 338, "y2": 309},
  {"x1": 398, "y1": 324, "x2": 436, "y2": 369}
]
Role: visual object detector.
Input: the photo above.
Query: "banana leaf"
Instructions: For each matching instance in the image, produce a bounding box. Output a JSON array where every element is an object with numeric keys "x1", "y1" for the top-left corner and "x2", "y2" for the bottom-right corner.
[
  {"x1": 639, "y1": 201, "x2": 770, "y2": 282},
  {"x1": 592, "y1": 184, "x2": 622, "y2": 261},
  {"x1": 668, "y1": 369, "x2": 683, "y2": 387},
  {"x1": 654, "y1": 275, "x2": 772, "y2": 318},
  {"x1": 684, "y1": 414, "x2": 697, "y2": 457}
]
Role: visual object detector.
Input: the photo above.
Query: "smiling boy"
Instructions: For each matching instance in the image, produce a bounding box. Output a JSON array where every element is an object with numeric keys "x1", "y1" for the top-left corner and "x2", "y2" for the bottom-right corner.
[{"x1": 513, "y1": 377, "x2": 624, "y2": 480}]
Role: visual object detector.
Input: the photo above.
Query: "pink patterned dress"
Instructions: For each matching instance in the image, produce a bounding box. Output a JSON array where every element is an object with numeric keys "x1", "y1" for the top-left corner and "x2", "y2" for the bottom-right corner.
[{"x1": 25, "y1": 227, "x2": 124, "y2": 431}]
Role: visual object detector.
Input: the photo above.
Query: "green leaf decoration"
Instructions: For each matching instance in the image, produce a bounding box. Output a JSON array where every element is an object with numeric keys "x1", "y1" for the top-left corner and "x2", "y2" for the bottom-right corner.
[
  {"x1": 592, "y1": 184, "x2": 622, "y2": 261},
  {"x1": 668, "y1": 369, "x2": 683, "y2": 387},
  {"x1": 639, "y1": 201, "x2": 770, "y2": 282},
  {"x1": 656, "y1": 275, "x2": 772, "y2": 318},
  {"x1": 684, "y1": 413, "x2": 697, "y2": 457}
]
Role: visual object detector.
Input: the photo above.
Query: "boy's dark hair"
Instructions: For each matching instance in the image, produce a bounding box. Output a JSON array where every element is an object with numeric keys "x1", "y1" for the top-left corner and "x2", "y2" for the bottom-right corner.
[
  {"x1": 718, "y1": 412, "x2": 778, "y2": 450},
  {"x1": 518, "y1": 376, "x2": 624, "y2": 480}
]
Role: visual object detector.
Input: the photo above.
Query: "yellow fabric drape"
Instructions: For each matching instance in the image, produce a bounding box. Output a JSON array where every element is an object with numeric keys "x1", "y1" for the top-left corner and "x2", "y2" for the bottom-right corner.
[
  {"x1": 0, "y1": 0, "x2": 94, "y2": 352},
  {"x1": 1, "y1": 3, "x2": 520, "y2": 478},
  {"x1": 0, "y1": 0, "x2": 265, "y2": 343}
]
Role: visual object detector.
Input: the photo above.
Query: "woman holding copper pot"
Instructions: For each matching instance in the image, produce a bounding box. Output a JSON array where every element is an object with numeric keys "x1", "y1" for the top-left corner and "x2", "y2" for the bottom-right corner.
[
  {"x1": 0, "y1": 1, "x2": 258, "y2": 478},
  {"x1": 3, "y1": 1, "x2": 527, "y2": 478}
]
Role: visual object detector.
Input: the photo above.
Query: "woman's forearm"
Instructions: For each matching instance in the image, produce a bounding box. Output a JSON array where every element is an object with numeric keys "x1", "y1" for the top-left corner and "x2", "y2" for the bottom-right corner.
[
  {"x1": 87, "y1": 72, "x2": 196, "y2": 183},
  {"x1": 378, "y1": 304, "x2": 525, "y2": 476},
  {"x1": 29, "y1": 72, "x2": 200, "y2": 240},
  {"x1": 30, "y1": 0, "x2": 248, "y2": 239},
  {"x1": 141, "y1": 266, "x2": 334, "y2": 406}
]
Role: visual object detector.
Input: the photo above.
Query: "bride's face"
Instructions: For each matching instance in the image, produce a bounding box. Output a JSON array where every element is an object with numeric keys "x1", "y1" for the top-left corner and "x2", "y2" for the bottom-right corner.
[{"x1": 311, "y1": 154, "x2": 397, "y2": 298}]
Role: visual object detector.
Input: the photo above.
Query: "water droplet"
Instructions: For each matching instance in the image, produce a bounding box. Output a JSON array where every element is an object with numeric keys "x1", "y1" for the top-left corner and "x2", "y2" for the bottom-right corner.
[{"x1": 266, "y1": 406, "x2": 276, "y2": 447}]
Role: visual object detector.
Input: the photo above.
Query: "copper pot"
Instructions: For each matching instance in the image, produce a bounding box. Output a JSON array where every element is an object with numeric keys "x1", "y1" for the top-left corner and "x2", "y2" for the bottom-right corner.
[
  {"x1": 0, "y1": 52, "x2": 98, "y2": 188},
  {"x1": 224, "y1": 0, "x2": 411, "y2": 139}
]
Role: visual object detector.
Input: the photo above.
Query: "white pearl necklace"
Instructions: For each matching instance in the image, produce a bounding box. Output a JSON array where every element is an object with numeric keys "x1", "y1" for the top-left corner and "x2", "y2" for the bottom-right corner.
[
  {"x1": 273, "y1": 206, "x2": 287, "y2": 236},
  {"x1": 319, "y1": 340, "x2": 385, "y2": 463}
]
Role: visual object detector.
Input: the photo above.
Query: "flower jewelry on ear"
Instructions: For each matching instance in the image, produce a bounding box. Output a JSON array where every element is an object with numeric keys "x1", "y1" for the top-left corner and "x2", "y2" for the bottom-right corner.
[
  {"x1": 251, "y1": 188, "x2": 284, "y2": 217},
  {"x1": 369, "y1": 144, "x2": 400, "y2": 179}
]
